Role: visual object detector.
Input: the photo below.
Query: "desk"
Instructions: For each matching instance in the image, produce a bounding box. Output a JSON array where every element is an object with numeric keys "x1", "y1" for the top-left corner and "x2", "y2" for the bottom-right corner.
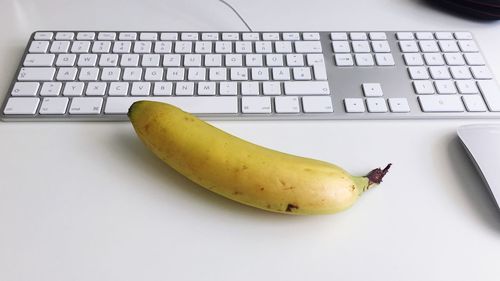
[{"x1": 1, "y1": 0, "x2": 500, "y2": 280}]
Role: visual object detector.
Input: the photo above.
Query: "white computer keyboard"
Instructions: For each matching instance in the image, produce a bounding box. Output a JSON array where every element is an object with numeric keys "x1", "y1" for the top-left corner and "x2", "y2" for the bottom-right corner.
[{"x1": 1, "y1": 30, "x2": 500, "y2": 121}]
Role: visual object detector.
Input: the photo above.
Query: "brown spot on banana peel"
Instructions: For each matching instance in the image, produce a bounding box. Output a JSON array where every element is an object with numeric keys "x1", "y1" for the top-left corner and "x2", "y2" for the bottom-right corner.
[{"x1": 286, "y1": 204, "x2": 299, "y2": 212}]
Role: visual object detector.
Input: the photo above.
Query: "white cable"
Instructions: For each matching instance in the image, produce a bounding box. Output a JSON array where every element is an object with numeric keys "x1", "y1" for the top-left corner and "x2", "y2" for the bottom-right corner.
[{"x1": 218, "y1": 0, "x2": 253, "y2": 32}]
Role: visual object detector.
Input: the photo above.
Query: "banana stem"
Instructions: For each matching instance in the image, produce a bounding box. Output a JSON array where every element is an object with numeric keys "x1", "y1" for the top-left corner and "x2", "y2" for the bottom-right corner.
[{"x1": 367, "y1": 163, "x2": 392, "y2": 187}]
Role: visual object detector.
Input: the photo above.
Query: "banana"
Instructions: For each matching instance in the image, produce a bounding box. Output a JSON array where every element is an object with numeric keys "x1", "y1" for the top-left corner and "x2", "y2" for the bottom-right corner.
[{"x1": 128, "y1": 101, "x2": 391, "y2": 215}]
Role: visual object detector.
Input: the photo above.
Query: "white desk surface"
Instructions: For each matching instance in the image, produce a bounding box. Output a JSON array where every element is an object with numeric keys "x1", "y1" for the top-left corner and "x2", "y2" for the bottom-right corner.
[{"x1": 1, "y1": 0, "x2": 500, "y2": 280}]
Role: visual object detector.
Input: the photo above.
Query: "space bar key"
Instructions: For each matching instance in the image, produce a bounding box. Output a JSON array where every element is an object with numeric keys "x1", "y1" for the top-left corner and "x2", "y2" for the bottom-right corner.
[{"x1": 105, "y1": 97, "x2": 239, "y2": 114}]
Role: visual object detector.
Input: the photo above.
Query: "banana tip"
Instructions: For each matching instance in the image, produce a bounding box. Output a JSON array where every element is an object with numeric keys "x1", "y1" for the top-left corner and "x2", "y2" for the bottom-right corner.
[
  {"x1": 367, "y1": 163, "x2": 392, "y2": 185},
  {"x1": 128, "y1": 101, "x2": 144, "y2": 119}
]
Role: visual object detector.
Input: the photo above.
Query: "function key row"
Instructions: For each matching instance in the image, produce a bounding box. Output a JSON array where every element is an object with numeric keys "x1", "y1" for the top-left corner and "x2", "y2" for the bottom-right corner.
[
  {"x1": 34, "y1": 32, "x2": 322, "y2": 41},
  {"x1": 330, "y1": 32, "x2": 387, "y2": 41},
  {"x1": 396, "y1": 32, "x2": 473, "y2": 40}
]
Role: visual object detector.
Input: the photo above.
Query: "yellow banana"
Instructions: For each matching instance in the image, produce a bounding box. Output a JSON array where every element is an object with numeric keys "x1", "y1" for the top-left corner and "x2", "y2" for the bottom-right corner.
[{"x1": 128, "y1": 101, "x2": 390, "y2": 215}]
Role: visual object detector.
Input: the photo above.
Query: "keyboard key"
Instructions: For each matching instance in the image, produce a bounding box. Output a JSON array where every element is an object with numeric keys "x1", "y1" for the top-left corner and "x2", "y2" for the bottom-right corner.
[
  {"x1": 131, "y1": 82, "x2": 151, "y2": 96},
  {"x1": 197, "y1": 82, "x2": 216, "y2": 96},
  {"x1": 330, "y1": 33, "x2": 348, "y2": 40},
  {"x1": 40, "y1": 82, "x2": 62, "y2": 96},
  {"x1": 262, "y1": 82, "x2": 281, "y2": 95},
  {"x1": 302, "y1": 33, "x2": 320, "y2": 40},
  {"x1": 284, "y1": 81, "x2": 330, "y2": 95},
  {"x1": 450, "y1": 66, "x2": 472, "y2": 80},
  {"x1": 292, "y1": 67, "x2": 312, "y2": 80},
  {"x1": 160, "y1": 33, "x2": 178, "y2": 40},
  {"x1": 335, "y1": 54, "x2": 354, "y2": 66},
  {"x1": 350, "y1": 32, "x2": 367, "y2": 40},
  {"x1": 331, "y1": 41, "x2": 351, "y2": 53},
  {"x1": 63, "y1": 82, "x2": 84, "y2": 96},
  {"x1": 275, "y1": 96, "x2": 300, "y2": 113},
  {"x1": 78, "y1": 54, "x2": 98, "y2": 66},
  {"x1": 435, "y1": 32, "x2": 453, "y2": 40},
  {"x1": 435, "y1": 80, "x2": 457, "y2": 94},
  {"x1": 344, "y1": 98, "x2": 365, "y2": 113},
  {"x1": 34, "y1": 32, "x2": 53, "y2": 40},
  {"x1": 242, "y1": 97, "x2": 272, "y2": 113},
  {"x1": 456, "y1": 80, "x2": 479, "y2": 94},
  {"x1": 109, "y1": 82, "x2": 129, "y2": 96},
  {"x1": 399, "y1": 41, "x2": 419, "y2": 52},
  {"x1": 140, "y1": 32, "x2": 158, "y2": 40},
  {"x1": 423, "y1": 53, "x2": 444, "y2": 65},
  {"x1": 419, "y1": 41, "x2": 439, "y2": 52},
  {"x1": 11, "y1": 82, "x2": 39, "y2": 96},
  {"x1": 262, "y1": 33, "x2": 279, "y2": 40},
  {"x1": 86, "y1": 82, "x2": 107, "y2": 96},
  {"x1": 69, "y1": 97, "x2": 103, "y2": 114},
  {"x1": 478, "y1": 80, "x2": 500, "y2": 111},
  {"x1": 371, "y1": 41, "x2": 390, "y2": 52},
  {"x1": 98, "y1": 32, "x2": 116, "y2": 40},
  {"x1": 302, "y1": 96, "x2": 333, "y2": 113},
  {"x1": 29, "y1": 41, "x2": 49, "y2": 53},
  {"x1": 241, "y1": 82, "x2": 259, "y2": 95},
  {"x1": 454, "y1": 32, "x2": 473, "y2": 40},
  {"x1": 416, "y1": 32, "x2": 433, "y2": 40},
  {"x1": 56, "y1": 54, "x2": 77, "y2": 66},
  {"x1": 153, "y1": 82, "x2": 173, "y2": 96},
  {"x1": 79, "y1": 68, "x2": 101, "y2": 82},
  {"x1": 294, "y1": 41, "x2": 322, "y2": 53},
  {"x1": 470, "y1": 66, "x2": 492, "y2": 80},
  {"x1": 39, "y1": 97, "x2": 69, "y2": 114},
  {"x1": 362, "y1": 83, "x2": 383, "y2": 97},
  {"x1": 283, "y1": 33, "x2": 300, "y2": 41},
  {"x1": 222, "y1": 33, "x2": 239, "y2": 40},
  {"x1": 71, "y1": 41, "x2": 91, "y2": 53},
  {"x1": 462, "y1": 95, "x2": 487, "y2": 112},
  {"x1": 464, "y1": 53, "x2": 485, "y2": 66},
  {"x1": 242, "y1": 33, "x2": 260, "y2": 40},
  {"x1": 403, "y1": 53, "x2": 424, "y2": 66},
  {"x1": 219, "y1": 82, "x2": 237, "y2": 95},
  {"x1": 92, "y1": 41, "x2": 111, "y2": 53},
  {"x1": 3, "y1": 97, "x2": 40, "y2": 115},
  {"x1": 438, "y1": 40, "x2": 459, "y2": 52},
  {"x1": 366, "y1": 98, "x2": 388, "y2": 112},
  {"x1": 312, "y1": 63, "x2": 327, "y2": 80},
  {"x1": 369, "y1": 32, "x2": 387, "y2": 40},
  {"x1": 55, "y1": 32, "x2": 74, "y2": 40},
  {"x1": 443, "y1": 53, "x2": 465, "y2": 66},
  {"x1": 418, "y1": 95, "x2": 464, "y2": 112},
  {"x1": 355, "y1": 54, "x2": 374, "y2": 66},
  {"x1": 413, "y1": 81, "x2": 435, "y2": 94},
  {"x1": 408, "y1": 67, "x2": 429, "y2": 80},
  {"x1": 458, "y1": 40, "x2": 479, "y2": 52},
  {"x1": 429, "y1": 66, "x2": 451, "y2": 80},
  {"x1": 352, "y1": 41, "x2": 371, "y2": 53},
  {"x1": 119, "y1": 32, "x2": 137, "y2": 40},
  {"x1": 375, "y1": 54, "x2": 395, "y2": 66},
  {"x1": 202, "y1": 33, "x2": 219, "y2": 40},
  {"x1": 388, "y1": 98, "x2": 410, "y2": 113},
  {"x1": 396, "y1": 32, "x2": 414, "y2": 40},
  {"x1": 18, "y1": 67, "x2": 55, "y2": 81},
  {"x1": 24, "y1": 54, "x2": 55, "y2": 66},
  {"x1": 275, "y1": 41, "x2": 292, "y2": 53}
]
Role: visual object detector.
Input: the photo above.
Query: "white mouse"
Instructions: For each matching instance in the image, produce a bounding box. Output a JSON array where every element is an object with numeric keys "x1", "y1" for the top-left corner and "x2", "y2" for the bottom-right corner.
[{"x1": 457, "y1": 124, "x2": 500, "y2": 211}]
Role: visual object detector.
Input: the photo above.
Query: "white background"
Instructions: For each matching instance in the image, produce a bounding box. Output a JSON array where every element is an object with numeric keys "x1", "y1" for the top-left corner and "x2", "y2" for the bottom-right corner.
[{"x1": 1, "y1": 0, "x2": 500, "y2": 280}]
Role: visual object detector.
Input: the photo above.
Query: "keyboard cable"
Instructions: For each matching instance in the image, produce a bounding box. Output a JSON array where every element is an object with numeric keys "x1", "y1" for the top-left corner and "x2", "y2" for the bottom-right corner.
[{"x1": 218, "y1": 0, "x2": 253, "y2": 32}]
